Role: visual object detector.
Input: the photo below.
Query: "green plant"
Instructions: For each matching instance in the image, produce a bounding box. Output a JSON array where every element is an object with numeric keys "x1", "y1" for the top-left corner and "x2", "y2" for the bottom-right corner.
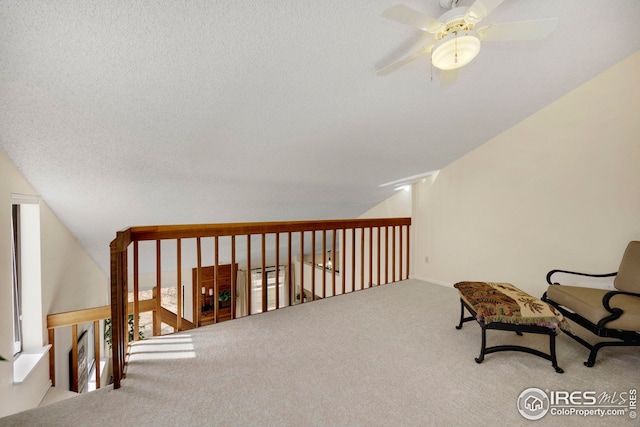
[
  {"x1": 218, "y1": 290, "x2": 232, "y2": 302},
  {"x1": 104, "y1": 314, "x2": 144, "y2": 348}
]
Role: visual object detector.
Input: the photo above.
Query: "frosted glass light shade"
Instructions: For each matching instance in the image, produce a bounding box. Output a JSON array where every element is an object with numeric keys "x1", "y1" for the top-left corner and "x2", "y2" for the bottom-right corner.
[{"x1": 431, "y1": 31, "x2": 481, "y2": 71}]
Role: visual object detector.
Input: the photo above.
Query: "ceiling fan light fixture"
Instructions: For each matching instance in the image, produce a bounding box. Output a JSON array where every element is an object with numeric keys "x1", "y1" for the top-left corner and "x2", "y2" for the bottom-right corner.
[{"x1": 431, "y1": 30, "x2": 481, "y2": 71}]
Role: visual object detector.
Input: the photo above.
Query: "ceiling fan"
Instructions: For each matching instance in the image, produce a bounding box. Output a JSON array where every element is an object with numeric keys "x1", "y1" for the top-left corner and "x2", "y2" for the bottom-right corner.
[{"x1": 377, "y1": 0, "x2": 559, "y2": 82}]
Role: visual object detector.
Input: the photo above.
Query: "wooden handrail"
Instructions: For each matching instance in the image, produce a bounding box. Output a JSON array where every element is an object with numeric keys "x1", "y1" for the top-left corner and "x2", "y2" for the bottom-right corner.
[
  {"x1": 117, "y1": 218, "x2": 411, "y2": 243},
  {"x1": 110, "y1": 217, "x2": 412, "y2": 389},
  {"x1": 47, "y1": 299, "x2": 157, "y2": 329}
]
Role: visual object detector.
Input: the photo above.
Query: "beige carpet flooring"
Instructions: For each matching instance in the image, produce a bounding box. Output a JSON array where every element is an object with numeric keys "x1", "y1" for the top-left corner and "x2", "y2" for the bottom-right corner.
[{"x1": 1, "y1": 279, "x2": 638, "y2": 426}]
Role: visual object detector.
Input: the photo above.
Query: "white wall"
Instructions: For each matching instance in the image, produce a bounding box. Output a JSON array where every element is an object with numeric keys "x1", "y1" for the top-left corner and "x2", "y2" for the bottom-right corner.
[
  {"x1": 0, "y1": 150, "x2": 109, "y2": 416},
  {"x1": 412, "y1": 51, "x2": 640, "y2": 296},
  {"x1": 359, "y1": 188, "x2": 412, "y2": 219}
]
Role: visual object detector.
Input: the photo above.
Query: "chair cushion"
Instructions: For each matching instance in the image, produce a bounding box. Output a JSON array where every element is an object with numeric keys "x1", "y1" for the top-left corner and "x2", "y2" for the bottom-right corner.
[
  {"x1": 615, "y1": 241, "x2": 640, "y2": 293},
  {"x1": 547, "y1": 285, "x2": 640, "y2": 331}
]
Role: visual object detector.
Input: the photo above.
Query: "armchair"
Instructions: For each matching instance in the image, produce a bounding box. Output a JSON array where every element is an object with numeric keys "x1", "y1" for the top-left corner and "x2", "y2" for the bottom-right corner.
[{"x1": 542, "y1": 241, "x2": 640, "y2": 367}]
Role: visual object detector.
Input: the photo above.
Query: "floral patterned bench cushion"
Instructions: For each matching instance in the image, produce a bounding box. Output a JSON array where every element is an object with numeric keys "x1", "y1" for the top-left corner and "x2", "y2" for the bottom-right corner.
[{"x1": 454, "y1": 281, "x2": 570, "y2": 333}]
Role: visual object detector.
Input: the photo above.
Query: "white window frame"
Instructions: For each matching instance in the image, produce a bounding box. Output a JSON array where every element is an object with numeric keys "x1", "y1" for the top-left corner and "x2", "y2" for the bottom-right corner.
[
  {"x1": 10, "y1": 194, "x2": 43, "y2": 354},
  {"x1": 11, "y1": 204, "x2": 22, "y2": 356}
]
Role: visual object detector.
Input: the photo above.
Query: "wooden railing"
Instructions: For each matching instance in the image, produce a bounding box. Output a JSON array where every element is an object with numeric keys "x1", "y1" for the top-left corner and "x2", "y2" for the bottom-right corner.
[
  {"x1": 46, "y1": 298, "x2": 157, "y2": 391},
  {"x1": 110, "y1": 218, "x2": 411, "y2": 389}
]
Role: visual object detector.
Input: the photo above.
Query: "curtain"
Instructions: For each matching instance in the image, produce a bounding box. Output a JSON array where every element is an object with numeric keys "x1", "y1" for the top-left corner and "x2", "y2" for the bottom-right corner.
[{"x1": 235, "y1": 270, "x2": 247, "y2": 318}]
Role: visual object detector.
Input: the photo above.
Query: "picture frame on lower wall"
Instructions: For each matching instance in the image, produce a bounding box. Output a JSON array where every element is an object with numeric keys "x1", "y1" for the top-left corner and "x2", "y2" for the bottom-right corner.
[{"x1": 69, "y1": 329, "x2": 89, "y2": 393}]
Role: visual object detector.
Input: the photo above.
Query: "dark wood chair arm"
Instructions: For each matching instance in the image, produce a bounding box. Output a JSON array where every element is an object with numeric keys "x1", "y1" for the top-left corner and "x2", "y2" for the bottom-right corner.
[
  {"x1": 597, "y1": 291, "x2": 640, "y2": 329},
  {"x1": 546, "y1": 269, "x2": 617, "y2": 285}
]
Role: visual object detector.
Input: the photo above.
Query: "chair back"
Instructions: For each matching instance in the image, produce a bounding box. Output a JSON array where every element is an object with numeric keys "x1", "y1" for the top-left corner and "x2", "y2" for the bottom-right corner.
[{"x1": 614, "y1": 241, "x2": 640, "y2": 293}]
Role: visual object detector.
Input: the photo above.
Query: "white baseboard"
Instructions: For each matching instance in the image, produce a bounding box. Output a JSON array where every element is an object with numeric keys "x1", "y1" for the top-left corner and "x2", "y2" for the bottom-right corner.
[{"x1": 412, "y1": 275, "x2": 453, "y2": 288}]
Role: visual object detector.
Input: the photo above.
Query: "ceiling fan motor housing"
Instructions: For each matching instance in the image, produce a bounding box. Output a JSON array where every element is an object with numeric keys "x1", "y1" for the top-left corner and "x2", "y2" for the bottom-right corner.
[
  {"x1": 437, "y1": 6, "x2": 474, "y2": 35},
  {"x1": 431, "y1": 7, "x2": 481, "y2": 71}
]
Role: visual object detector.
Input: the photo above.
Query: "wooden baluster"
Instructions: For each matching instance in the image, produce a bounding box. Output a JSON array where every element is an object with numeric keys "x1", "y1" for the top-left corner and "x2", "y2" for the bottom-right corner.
[
  {"x1": 94, "y1": 319, "x2": 100, "y2": 389},
  {"x1": 340, "y1": 229, "x2": 347, "y2": 295},
  {"x1": 214, "y1": 236, "x2": 219, "y2": 323},
  {"x1": 369, "y1": 227, "x2": 373, "y2": 287},
  {"x1": 392, "y1": 226, "x2": 396, "y2": 283},
  {"x1": 311, "y1": 231, "x2": 316, "y2": 301},
  {"x1": 176, "y1": 239, "x2": 182, "y2": 332},
  {"x1": 360, "y1": 228, "x2": 365, "y2": 290},
  {"x1": 231, "y1": 235, "x2": 236, "y2": 319},
  {"x1": 154, "y1": 240, "x2": 161, "y2": 336},
  {"x1": 247, "y1": 235, "x2": 251, "y2": 315},
  {"x1": 196, "y1": 238, "x2": 202, "y2": 327},
  {"x1": 384, "y1": 226, "x2": 389, "y2": 284},
  {"x1": 48, "y1": 329, "x2": 55, "y2": 386},
  {"x1": 406, "y1": 225, "x2": 410, "y2": 280},
  {"x1": 287, "y1": 232, "x2": 292, "y2": 306},
  {"x1": 275, "y1": 233, "x2": 280, "y2": 309},
  {"x1": 350, "y1": 228, "x2": 355, "y2": 293},
  {"x1": 122, "y1": 246, "x2": 128, "y2": 373},
  {"x1": 399, "y1": 226, "x2": 403, "y2": 280},
  {"x1": 261, "y1": 233, "x2": 267, "y2": 313},
  {"x1": 71, "y1": 324, "x2": 78, "y2": 392},
  {"x1": 332, "y1": 229, "x2": 336, "y2": 297},
  {"x1": 299, "y1": 231, "x2": 304, "y2": 303},
  {"x1": 377, "y1": 227, "x2": 381, "y2": 286},
  {"x1": 133, "y1": 241, "x2": 139, "y2": 340},
  {"x1": 322, "y1": 230, "x2": 326, "y2": 298}
]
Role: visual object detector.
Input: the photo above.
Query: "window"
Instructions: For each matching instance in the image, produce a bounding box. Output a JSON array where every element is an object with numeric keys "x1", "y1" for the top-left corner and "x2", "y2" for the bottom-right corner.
[
  {"x1": 250, "y1": 267, "x2": 286, "y2": 314},
  {"x1": 10, "y1": 195, "x2": 48, "y2": 384},
  {"x1": 11, "y1": 204, "x2": 22, "y2": 356},
  {"x1": 10, "y1": 195, "x2": 43, "y2": 352}
]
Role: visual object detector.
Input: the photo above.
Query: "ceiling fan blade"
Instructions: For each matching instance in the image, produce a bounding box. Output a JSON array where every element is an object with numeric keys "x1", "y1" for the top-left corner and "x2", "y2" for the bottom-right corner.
[
  {"x1": 465, "y1": 0, "x2": 505, "y2": 24},
  {"x1": 376, "y1": 48, "x2": 431, "y2": 76},
  {"x1": 440, "y1": 69, "x2": 459, "y2": 87},
  {"x1": 478, "y1": 18, "x2": 559, "y2": 41},
  {"x1": 382, "y1": 4, "x2": 444, "y2": 33}
]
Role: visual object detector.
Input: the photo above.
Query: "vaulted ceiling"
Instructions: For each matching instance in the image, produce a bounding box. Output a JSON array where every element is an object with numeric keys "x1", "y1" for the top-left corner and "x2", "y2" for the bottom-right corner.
[{"x1": 1, "y1": 0, "x2": 639, "y2": 273}]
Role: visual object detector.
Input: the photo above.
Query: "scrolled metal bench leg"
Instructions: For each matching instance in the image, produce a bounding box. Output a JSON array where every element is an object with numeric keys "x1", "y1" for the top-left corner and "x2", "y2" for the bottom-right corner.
[
  {"x1": 456, "y1": 299, "x2": 465, "y2": 330},
  {"x1": 475, "y1": 322, "x2": 487, "y2": 364},
  {"x1": 456, "y1": 299, "x2": 475, "y2": 330}
]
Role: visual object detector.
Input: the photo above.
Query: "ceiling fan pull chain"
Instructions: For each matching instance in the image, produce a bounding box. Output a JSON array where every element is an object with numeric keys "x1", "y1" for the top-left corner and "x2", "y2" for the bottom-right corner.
[
  {"x1": 430, "y1": 51, "x2": 434, "y2": 81},
  {"x1": 454, "y1": 31, "x2": 458, "y2": 64}
]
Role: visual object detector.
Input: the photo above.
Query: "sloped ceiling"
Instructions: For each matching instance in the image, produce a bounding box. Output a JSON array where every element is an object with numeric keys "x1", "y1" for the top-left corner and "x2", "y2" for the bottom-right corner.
[{"x1": 1, "y1": 0, "x2": 639, "y2": 273}]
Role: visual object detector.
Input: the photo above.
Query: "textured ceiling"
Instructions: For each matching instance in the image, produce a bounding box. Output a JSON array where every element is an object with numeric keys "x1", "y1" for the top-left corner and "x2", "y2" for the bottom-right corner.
[{"x1": 1, "y1": 0, "x2": 639, "y2": 273}]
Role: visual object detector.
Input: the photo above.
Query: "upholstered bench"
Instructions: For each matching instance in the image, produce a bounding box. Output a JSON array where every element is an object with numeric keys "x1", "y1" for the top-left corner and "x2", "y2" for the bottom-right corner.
[{"x1": 454, "y1": 281, "x2": 569, "y2": 373}]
